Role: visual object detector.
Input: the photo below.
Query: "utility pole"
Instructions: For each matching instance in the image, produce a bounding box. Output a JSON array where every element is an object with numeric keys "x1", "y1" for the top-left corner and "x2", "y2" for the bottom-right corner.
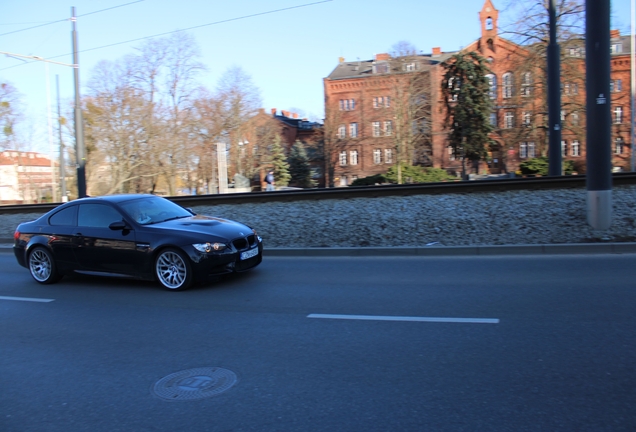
[
  {"x1": 56, "y1": 75, "x2": 67, "y2": 202},
  {"x1": 71, "y1": 7, "x2": 87, "y2": 198},
  {"x1": 547, "y1": 0, "x2": 562, "y2": 176},
  {"x1": 585, "y1": 0, "x2": 612, "y2": 230}
]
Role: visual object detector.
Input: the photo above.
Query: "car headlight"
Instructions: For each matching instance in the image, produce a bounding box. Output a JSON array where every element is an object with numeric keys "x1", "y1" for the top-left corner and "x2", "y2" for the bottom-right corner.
[
  {"x1": 193, "y1": 242, "x2": 227, "y2": 253},
  {"x1": 252, "y1": 228, "x2": 262, "y2": 243}
]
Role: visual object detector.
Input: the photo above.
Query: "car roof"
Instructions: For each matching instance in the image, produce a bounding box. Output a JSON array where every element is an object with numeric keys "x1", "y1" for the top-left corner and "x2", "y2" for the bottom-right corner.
[{"x1": 76, "y1": 194, "x2": 158, "y2": 204}]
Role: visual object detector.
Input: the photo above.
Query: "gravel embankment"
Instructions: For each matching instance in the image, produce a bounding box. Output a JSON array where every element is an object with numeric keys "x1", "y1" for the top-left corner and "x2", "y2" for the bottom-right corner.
[{"x1": 2, "y1": 185, "x2": 635, "y2": 247}]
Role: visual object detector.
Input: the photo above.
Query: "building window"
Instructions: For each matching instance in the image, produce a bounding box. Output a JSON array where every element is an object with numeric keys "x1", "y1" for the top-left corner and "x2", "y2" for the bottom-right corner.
[
  {"x1": 339, "y1": 99, "x2": 355, "y2": 111},
  {"x1": 520, "y1": 142, "x2": 535, "y2": 159},
  {"x1": 614, "y1": 106, "x2": 623, "y2": 124},
  {"x1": 448, "y1": 146, "x2": 456, "y2": 161},
  {"x1": 610, "y1": 79, "x2": 622, "y2": 93},
  {"x1": 384, "y1": 120, "x2": 393, "y2": 136},
  {"x1": 502, "y1": 72, "x2": 514, "y2": 98},
  {"x1": 490, "y1": 112, "x2": 497, "y2": 127},
  {"x1": 339, "y1": 151, "x2": 347, "y2": 166},
  {"x1": 372, "y1": 121, "x2": 381, "y2": 137},
  {"x1": 373, "y1": 149, "x2": 382, "y2": 164},
  {"x1": 373, "y1": 96, "x2": 390, "y2": 108},
  {"x1": 523, "y1": 111, "x2": 532, "y2": 127},
  {"x1": 504, "y1": 111, "x2": 515, "y2": 129},
  {"x1": 405, "y1": 63, "x2": 416, "y2": 72},
  {"x1": 337, "y1": 125, "x2": 346, "y2": 139},
  {"x1": 486, "y1": 17, "x2": 493, "y2": 30},
  {"x1": 520, "y1": 72, "x2": 532, "y2": 97},
  {"x1": 610, "y1": 43, "x2": 623, "y2": 54},
  {"x1": 571, "y1": 111, "x2": 580, "y2": 126},
  {"x1": 568, "y1": 47, "x2": 583, "y2": 57},
  {"x1": 349, "y1": 122, "x2": 358, "y2": 138},
  {"x1": 350, "y1": 150, "x2": 359, "y2": 165},
  {"x1": 384, "y1": 148, "x2": 393, "y2": 164},
  {"x1": 615, "y1": 137, "x2": 624, "y2": 155},
  {"x1": 562, "y1": 140, "x2": 567, "y2": 157},
  {"x1": 339, "y1": 176, "x2": 348, "y2": 186},
  {"x1": 486, "y1": 74, "x2": 497, "y2": 99},
  {"x1": 571, "y1": 140, "x2": 580, "y2": 157},
  {"x1": 561, "y1": 110, "x2": 566, "y2": 122},
  {"x1": 564, "y1": 82, "x2": 578, "y2": 95}
]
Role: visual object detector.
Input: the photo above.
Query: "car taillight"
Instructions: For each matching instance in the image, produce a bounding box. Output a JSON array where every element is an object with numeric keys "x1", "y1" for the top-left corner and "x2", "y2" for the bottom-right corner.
[{"x1": 13, "y1": 230, "x2": 20, "y2": 241}]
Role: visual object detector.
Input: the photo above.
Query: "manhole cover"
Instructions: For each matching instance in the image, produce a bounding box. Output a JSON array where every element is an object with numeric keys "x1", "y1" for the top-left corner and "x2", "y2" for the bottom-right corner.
[{"x1": 152, "y1": 367, "x2": 237, "y2": 401}]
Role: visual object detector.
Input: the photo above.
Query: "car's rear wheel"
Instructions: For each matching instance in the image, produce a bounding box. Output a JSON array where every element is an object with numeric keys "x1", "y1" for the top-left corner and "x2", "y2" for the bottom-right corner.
[
  {"x1": 155, "y1": 248, "x2": 193, "y2": 291},
  {"x1": 28, "y1": 246, "x2": 62, "y2": 284}
]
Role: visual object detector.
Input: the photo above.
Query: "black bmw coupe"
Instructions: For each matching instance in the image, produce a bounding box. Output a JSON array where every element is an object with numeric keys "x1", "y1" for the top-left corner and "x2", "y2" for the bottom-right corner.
[{"x1": 13, "y1": 194, "x2": 263, "y2": 290}]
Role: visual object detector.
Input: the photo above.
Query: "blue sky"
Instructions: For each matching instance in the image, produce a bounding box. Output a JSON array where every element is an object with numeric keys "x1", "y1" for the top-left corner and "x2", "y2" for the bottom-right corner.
[{"x1": 0, "y1": 0, "x2": 631, "y2": 153}]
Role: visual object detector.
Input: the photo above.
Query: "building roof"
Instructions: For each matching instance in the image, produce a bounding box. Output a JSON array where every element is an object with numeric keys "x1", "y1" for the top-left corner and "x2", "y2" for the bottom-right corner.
[
  {"x1": 0, "y1": 151, "x2": 57, "y2": 167},
  {"x1": 326, "y1": 52, "x2": 457, "y2": 81}
]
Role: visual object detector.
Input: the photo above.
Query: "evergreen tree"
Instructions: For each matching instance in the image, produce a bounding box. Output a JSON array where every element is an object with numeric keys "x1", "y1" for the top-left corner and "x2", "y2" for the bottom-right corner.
[
  {"x1": 287, "y1": 140, "x2": 315, "y2": 188},
  {"x1": 270, "y1": 135, "x2": 290, "y2": 187},
  {"x1": 440, "y1": 51, "x2": 494, "y2": 180}
]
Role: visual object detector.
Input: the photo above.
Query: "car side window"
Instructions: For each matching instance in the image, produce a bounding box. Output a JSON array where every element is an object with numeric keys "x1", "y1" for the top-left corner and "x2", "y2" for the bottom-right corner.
[
  {"x1": 78, "y1": 204, "x2": 124, "y2": 228},
  {"x1": 49, "y1": 205, "x2": 78, "y2": 226}
]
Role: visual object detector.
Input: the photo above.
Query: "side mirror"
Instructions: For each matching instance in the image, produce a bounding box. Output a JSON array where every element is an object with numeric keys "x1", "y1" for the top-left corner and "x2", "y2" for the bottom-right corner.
[
  {"x1": 186, "y1": 208, "x2": 196, "y2": 215},
  {"x1": 109, "y1": 220, "x2": 128, "y2": 231}
]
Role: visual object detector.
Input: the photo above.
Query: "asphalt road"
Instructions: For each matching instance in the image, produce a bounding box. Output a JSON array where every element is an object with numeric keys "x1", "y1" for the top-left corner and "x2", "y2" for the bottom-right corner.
[{"x1": 1, "y1": 251, "x2": 635, "y2": 432}]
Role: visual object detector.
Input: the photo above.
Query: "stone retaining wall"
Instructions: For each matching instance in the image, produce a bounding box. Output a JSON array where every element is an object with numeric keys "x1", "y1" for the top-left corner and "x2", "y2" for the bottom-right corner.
[{"x1": 2, "y1": 185, "x2": 635, "y2": 247}]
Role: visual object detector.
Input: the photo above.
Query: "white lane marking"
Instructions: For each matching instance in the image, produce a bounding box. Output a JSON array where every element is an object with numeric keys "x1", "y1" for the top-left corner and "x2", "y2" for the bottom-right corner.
[
  {"x1": 307, "y1": 314, "x2": 499, "y2": 324},
  {"x1": 0, "y1": 296, "x2": 55, "y2": 303}
]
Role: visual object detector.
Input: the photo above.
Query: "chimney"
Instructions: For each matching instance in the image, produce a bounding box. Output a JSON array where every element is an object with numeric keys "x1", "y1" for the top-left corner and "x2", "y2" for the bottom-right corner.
[
  {"x1": 432, "y1": 47, "x2": 441, "y2": 57},
  {"x1": 610, "y1": 29, "x2": 620, "y2": 39},
  {"x1": 271, "y1": 108, "x2": 277, "y2": 116},
  {"x1": 375, "y1": 53, "x2": 390, "y2": 61},
  {"x1": 258, "y1": 108, "x2": 265, "y2": 114},
  {"x1": 338, "y1": 56, "x2": 345, "y2": 63},
  {"x1": 293, "y1": 113, "x2": 299, "y2": 119}
]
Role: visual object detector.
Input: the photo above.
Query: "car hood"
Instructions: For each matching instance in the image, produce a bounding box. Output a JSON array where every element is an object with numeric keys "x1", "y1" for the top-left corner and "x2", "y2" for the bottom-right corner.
[{"x1": 149, "y1": 215, "x2": 254, "y2": 240}]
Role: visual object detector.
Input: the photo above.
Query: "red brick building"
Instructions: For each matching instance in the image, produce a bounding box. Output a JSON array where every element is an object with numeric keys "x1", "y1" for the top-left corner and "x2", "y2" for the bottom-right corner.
[{"x1": 323, "y1": 0, "x2": 633, "y2": 184}]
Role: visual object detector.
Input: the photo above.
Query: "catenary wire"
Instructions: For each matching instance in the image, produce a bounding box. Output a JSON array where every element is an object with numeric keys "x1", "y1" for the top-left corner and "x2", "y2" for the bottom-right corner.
[{"x1": 0, "y1": 0, "x2": 333, "y2": 72}]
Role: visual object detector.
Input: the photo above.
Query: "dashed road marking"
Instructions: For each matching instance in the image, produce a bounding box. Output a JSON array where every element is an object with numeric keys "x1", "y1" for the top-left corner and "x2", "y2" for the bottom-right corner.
[
  {"x1": 0, "y1": 296, "x2": 55, "y2": 303},
  {"x1": 308, "y1": 314, "x2": 499, "y2": 324}
]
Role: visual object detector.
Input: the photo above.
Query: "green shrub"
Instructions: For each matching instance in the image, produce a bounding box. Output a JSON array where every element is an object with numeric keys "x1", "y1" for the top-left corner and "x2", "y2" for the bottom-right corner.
[
  {"x1": 350, "y1": 174, "x2": 388, "y2": 186},
  {"x1": 519, "y1": 157, "x2": 575, "y2": 176}
]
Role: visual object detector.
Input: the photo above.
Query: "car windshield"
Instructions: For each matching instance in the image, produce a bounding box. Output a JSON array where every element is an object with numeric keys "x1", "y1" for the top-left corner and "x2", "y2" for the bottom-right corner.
[{"x1": 119, "y1": 196, "x2": 192, "y2": 225}]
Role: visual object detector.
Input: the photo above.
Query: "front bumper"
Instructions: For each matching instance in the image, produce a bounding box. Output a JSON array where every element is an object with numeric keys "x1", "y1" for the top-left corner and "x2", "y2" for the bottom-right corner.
[{"x1": 189, "y1": 241, "x2": 263, "y2": 281}]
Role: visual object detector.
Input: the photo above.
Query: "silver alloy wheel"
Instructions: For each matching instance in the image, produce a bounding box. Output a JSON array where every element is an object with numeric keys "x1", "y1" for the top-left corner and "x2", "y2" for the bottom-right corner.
[
  {"x1": 155, "y1": 250, "x2": 188, "y2": 290},
  {"x1": 29, "y1": 248, "x2": 53, "y2": 282}
]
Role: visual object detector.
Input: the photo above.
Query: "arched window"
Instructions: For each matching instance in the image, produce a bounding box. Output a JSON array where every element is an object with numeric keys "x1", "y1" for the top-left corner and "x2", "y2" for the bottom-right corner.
[
  {"x1": 486, "y1": 17, "x2": 493, "y2": 30},
  {"x1": 502, "y1": 72, "x2": 514, "y2": 98},
  {"x1": 485, "y1": 74, "x2": 497, "y2": 99},
  {"x1": 487, "y1": 38, "x2": 495, "y2": 52}
]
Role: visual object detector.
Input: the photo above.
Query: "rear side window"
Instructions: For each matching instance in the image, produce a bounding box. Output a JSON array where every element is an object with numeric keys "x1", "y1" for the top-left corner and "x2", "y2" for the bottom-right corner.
[
  {"x1": 49, "y1": 206, "x2": 77, "y2": 226},
  {"x1": 78, "y1": 204, "x2": 124, "y2": 228}
]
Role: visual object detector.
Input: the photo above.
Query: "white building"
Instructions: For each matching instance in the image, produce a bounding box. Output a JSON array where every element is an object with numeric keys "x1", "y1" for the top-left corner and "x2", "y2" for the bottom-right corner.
[{"x1": 0, "y1": 151, "x2": 58, "y2": 204}]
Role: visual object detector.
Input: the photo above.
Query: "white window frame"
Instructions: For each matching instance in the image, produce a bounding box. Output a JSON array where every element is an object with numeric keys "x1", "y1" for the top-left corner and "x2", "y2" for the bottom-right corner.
[
  {"x1": 337, "y1": 125, "x2": 346, "y2": 139},
  {"x1": 372, "y1": 121, "x2": 381, "y2": 137},
  {"x1": 373, "y1": 149, "x2": 382, "y2": 164},
  {"x1": 614, "y1": 106, "x2": 623, "y2": 124},
  {"x1": 520, "y1": 142, "x2": 528, "y2": 159},
  {"x1": 504, "y1": 111, "x2": 514, "y2": 129},
  {"x1": 490, "y1": 112, "x2": 497, "y2": 127},
  {"x1": 523, "y1": 111, "x2": 531, "y2": 127},
  {"x1": 350, "y1": 150, "x2": 358, "y2": 165},
  {"x1": 349, "y1": 122, "x2": 358, "y2": 138},
  {"x1": 562, "y1": 140, "x2": 567, "y2": 157},
  {"x1": 448, "y1": 146, "x2": 456, "y2": 161},
  {"x1": 339, "y1": 151, "x2": 347, "y2": 166},
  {"x1": 384, "y1": 120, "x2": 393, "y2": 136},
  {"x1": 615, "y1": 138, "x2": 624, "y2": 155},
  {"x1": 521, "y1": 72, "x2": 532, "y2": 97},
  {"x1": 571, "y1": 140, "x2": 580, "y2": 157},
  {"x1": 502, "y1": 72, "x2": 514, "y2": 98},
  {"x1": 384, "y1": 148, "x2": 393, "y2": 164},
  {"x1": 528, "y1": 142, "x2": 536, "y2": 158},
  {"x1": 486, "y1": 74, "x2": 497, "y2": 99}
]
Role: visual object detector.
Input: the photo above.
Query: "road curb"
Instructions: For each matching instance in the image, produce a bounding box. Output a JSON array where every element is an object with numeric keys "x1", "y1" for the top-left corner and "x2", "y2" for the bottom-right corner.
[{"x1": 3, "y1": 243, "x2": 636, "y2": 256}]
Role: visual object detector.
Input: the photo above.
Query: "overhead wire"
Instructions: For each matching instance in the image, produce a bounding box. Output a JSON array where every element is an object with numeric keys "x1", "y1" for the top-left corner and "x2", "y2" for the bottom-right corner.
[
  {"x1": 0, "y1": 0, "x2": 146, "y2": 38},
  {"x1": 0, "y1": 0, "x2": 333, "y2": 72}
]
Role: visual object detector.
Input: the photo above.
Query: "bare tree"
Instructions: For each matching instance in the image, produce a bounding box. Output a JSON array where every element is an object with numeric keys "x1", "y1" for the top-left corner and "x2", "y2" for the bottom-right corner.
[
  {"x1": 387, "y1": 42, "x2": 434, "y2": 183},
  {"x1": 215, "y1": 66, "x2": 262, "y2": 179},
  {"x1": 0, "y1": 81, "x2": 22, "y2": 151}
]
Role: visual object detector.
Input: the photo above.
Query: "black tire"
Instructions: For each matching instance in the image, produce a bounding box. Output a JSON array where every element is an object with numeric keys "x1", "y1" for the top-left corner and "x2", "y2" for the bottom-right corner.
[
  {"x1": 28, "y1": 246, "x2": 62, "y2": 284},
  {"x1": 154, "y1": 248, "x2": 193, "y2": 291}
]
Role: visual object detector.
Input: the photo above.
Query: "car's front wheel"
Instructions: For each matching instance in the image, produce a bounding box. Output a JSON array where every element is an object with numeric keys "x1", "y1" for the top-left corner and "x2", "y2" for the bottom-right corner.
[
  {"x1": 155, "y1": 248, "x2": 193, "y2": 291},
  {"x1": 28, "y1": 246, "x2": 62, "y2": 284}
]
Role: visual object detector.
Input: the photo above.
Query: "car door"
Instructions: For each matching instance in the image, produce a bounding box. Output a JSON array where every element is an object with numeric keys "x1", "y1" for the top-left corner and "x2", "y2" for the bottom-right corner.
[{"x1": 72, "y1": 203, "x2": 140, "y2": 275}]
